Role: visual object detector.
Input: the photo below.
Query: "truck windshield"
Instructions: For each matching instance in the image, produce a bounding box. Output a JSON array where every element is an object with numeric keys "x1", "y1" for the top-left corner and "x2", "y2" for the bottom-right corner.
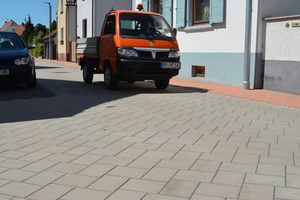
[{"x1": 119, "y1": 13, "x2": 176, "y2": 41}]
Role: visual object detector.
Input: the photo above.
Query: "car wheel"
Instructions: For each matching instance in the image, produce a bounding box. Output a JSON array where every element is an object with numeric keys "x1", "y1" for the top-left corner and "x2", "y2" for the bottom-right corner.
[
  {"x1": 104, "y1": 63, "x2": 118, "y2": 90},
  {"x1": 82, "y1": 61, "x2": 93, "y2": 84},
  {"x1": 26, "y1": 73, "x2": 36, "y2": 88},
  {"x1": 154, "y1": 79, "x2": 169, "y2": 89}
]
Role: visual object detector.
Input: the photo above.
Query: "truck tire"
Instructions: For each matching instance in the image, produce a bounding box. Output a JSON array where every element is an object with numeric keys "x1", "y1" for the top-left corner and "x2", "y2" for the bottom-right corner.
[
  {"x1": 154, "y1": 79, "x2": 169, "y2": 89},
  {"x1": 82, "y1": 60, "x2": 94, "y2": 84},
  {"x1": 104, "y1": 63, "x2": 118, "y2": 90}
]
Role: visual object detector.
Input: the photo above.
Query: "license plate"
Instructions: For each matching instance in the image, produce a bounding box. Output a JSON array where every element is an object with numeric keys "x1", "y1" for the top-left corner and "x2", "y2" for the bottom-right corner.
[
  {"x1": 161, "y1": 62, "x2": 181, "y2": 69},
  {"x1": 0, "y1": 69, "x2": 9, "y2": 75}
]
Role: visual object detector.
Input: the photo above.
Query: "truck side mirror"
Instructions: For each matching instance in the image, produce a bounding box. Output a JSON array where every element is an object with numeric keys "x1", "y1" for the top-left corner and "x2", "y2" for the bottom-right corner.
[{"x1": 173, "y1": 28, "x2": 177, "y2": 37}]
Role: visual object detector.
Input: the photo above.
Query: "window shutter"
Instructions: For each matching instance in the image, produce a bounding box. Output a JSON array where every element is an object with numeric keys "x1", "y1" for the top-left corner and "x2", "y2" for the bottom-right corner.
[
  {"x1": 210, "y1": 0, "x2": 224, "y2": 24},
  {"x1": 142, "y1": 0, "x2": 149, "y2": 11},
  {"x1": 163, "y1": 0, "x2": 173, "y2": 26},
  {"x1": 176, "y1": 0, "x2": 186, "y2": 28}
]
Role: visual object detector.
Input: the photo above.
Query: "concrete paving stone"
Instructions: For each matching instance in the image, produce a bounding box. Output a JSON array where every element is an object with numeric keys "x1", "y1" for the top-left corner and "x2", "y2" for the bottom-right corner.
[
  {"x1": 275, "y1": 186, "x2": 300, "y2": 199},
  {"x1": 212, "y1": 146, "x2": 238, "y2": 155},
  {"x1": 160, "y1": 179, "x2": 199, "y2": 198},
  {"x1": 43, "y1": 153, "x2": 78, "y2": 163},
  {"x1": 190, "y1": 194, "x2": 225, "y2": 200},
  {"x1": 174, "y1": 170, "x2": 214, "y2": 183},
  {"x1": 286, "y1": 166, "x2": 300, "y2": 175},
  {"x1": 128, "y1": 157, "x2": 161, "y2": 169},
  {"x1": 63, "y1": 187, "x2": 111, "y2": 200},
  {"x1": 89, "y1": 147, "x2": 122, "y2": 156},
  {"x1": 179, "y1": 132, "x2": 203, "y2": 141},
  {"x1": 129, "y1": 142, "x2": 160, "y2": 150},
  {"x1": 105, "y1": 189, "x2": 145, "y2": 200},
  {"x1": 144, "y1": 136, "x2": 170, "y2": 145},
  {"x1": 166, "y1": 138, "x2": 195, "y2": 145},
  {"x1": 270, "y1": 148, "x2": 294, "y2": 159},
  {"x1": 194, "y1": 183, "x2": 240, "y2": 199},
  {"x1": 118, "y1": 136, "x2": 147, "y2": 143},
  {"x1": 239, "y1": 183, "x2": 274, "y2": 200},
  {"x1": 0, "y1": 143, "x2": 26, "y2": 151},
  {"x1": 0, "y1": 182, "x2": 41, "y2": 198},
  {"x1": 200, "y1": 152, "x2": 234, "y2": 162},
  {"x1": 108, "y1": 166, "x2": 148, "y2": 179},
  {"x1": 115, "y1": 148, "x2": 146, "y2": 159},
  {"x1": 142, "y1": 150, "x2": 175, "y2": 160},
  {"x1": 245, "y1": 173, "x2": 285, "y2": 186},
  {"x1": 143, "y1": 167, "x2": 178, "y2": 182},
  {"x1": 97, "y1": 156, "x2": 134, "y2": 166},
  {"x1": 58, "y1": 139, "x2": 88, "y2": 148},
  {"x1": 247, "y1": 141, "x2": 270, "y2": 150},
  {"x1": 19, "y1": 151, "x2": 52, "y2": 162},
  {"x1": 237, "y1": 147, "x2": 269, "y2": 156},
  {"x1": 212, "y1": 171, "x2": 245, "y2": 186},
  {"x1": 190, "y1": 160, "x2": 221, "y2": 173},
  {"x1": 194, "y1": 138, "x2": 219, "y2": 147},
  {"x1": 182, "y1": 144, "x2": 214, "y2": 153},
  {"x1": 144, "y1": 193, "x2": 188, "y2": 200},
  {"x1": 54, "y1": 173, "x2": 98, "y2": 188},
  {"x1": 220, "y1": 162, "x2": 256, "y2": 173},
  {"x1": 81, "y1": 140, "x2": 112, "y2": 148},
  {"x1": 0, "y1": 159, "x2": 31, "y2": 169},
  {"x1": 15, "y1": 137, "x2": 43, "y2": 146},
  {"x1": 260, "y1": 156, "x2": 294, "y2": 166},
  {"x1": 77, "y1": 163, "x2": 115, "y2": 177},
  {"x1": 210, "y1": 129, "x2": 233, "y2": 137},
  {"x1": 64, "y1": 146, "x2": 95, "y2": 156},
  {"x1": 121, "y1": 178, "x2": 166, "y2": 193},
  {"x1": 157, "y1": 159, "x2": 193, "y2": 170},
  {"x1": 0, "y1": 151, "x2": 28, "y2": 159},
  {"x1": 0, "y1": 169, "x2": 35, "y2": 182},
  {"x1": 36, "y1": 138, "x2": 66, "y2": 145},
  {"x1": 287, "y1": 174, "x2": 300, "y2": 188},
  {"x1": 257, "y1": 163, "x2": 285, "y2": 176},
  {"x1": 232, "y1": 154, "x2": 260, "y2": 165},
  {"x1": 201, "y1": 134, "x2": 228, "y2": 141},
  {"x1": 24, "y1": 170, "x2": 65, "y2": 186},
  {"x1": 172, "y1": 150, "x2": 201, "y2": 162},
  {"x1": 88, "y1": 175, "x2": 129, "y2": 192},
  {"x1": 0, "y1": 193, "x2": 12, "y2": 200},
  {"x1": 70, "y1": 154, "x2": 103, "y2": 166},
  {"x1": 49, "y1": 162, "x2": 86, "y2": 174},
  {"x1": 17, "y1": 144, "x2": 48, "y2": 153}
]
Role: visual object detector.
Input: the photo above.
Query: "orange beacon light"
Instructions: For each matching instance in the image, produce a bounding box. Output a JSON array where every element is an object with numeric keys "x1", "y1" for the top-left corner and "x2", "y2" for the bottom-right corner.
[{"x1": 137, "y1": 4, "x2": 144, "y2": 11}]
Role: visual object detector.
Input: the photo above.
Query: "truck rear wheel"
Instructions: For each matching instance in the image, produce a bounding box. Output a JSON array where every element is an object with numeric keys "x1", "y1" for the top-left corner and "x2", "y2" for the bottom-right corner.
[
  {"x1": 104, "y1": 63, "x2": 118, "y2": 90},
  {"x1": 82, "y1": 61, "x2": 94, "y2": 84},
  {"x1": 154, "y1": 79, "x2": 169, "y2": 89}
]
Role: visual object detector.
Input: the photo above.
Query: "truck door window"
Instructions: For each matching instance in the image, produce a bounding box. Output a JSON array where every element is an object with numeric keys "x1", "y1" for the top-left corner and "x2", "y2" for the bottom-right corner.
[{"x1": 104, "y1": 15, "x2": 116, "y2": 35}]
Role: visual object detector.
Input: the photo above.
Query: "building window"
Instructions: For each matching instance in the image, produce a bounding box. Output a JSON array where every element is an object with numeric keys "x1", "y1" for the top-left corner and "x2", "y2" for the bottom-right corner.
[
  {"x1": 60, "y1": 28, "x2": 64, "y2": 44},
  {"x1": 153, "y1": 0, "x2": 163, "y2": 14},
  {"x1": 193, "y1": 0, "x2": 210, "y2": 25},
  {"x1": 82, "y1": 19, "x2": 87, "y2": 38},
  {"x1": 193, "y1": 66, "x2": 205, "y2": 78}
]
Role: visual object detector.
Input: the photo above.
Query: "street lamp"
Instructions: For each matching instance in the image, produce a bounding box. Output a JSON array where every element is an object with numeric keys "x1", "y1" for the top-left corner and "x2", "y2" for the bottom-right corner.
[{"x1": 45, "y1": 2, "x2": 51, "y2": 60}]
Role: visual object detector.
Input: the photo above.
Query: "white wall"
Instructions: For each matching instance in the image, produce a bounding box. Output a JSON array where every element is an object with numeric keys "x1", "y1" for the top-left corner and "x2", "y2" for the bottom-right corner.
[
  {"x1": 77, "y1": 0, "x2": 93, "y2": 39},
  {"x1": 68, "y1": 6, "x2": 77, "y2": 41}
]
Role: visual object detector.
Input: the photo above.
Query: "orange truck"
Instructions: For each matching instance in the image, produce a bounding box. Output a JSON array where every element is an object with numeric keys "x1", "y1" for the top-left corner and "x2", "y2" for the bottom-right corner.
[{"x1": 77, "y1": 5, "x2": 180, "y2": 90}]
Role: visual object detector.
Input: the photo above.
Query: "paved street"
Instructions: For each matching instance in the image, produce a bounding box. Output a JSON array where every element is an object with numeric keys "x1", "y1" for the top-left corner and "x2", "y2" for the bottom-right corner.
[{"x1": 0, "y1": 60, "x2": 299, "y2": 200}]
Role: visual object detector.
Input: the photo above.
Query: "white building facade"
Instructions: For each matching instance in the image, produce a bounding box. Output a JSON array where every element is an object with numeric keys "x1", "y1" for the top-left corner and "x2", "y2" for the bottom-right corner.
[
  {"x1": 77, "y1": 0, "x2": 132, "y2": 39},
  {"x1": 133, "y1": 0, "x2": 300, "y2": 89}
]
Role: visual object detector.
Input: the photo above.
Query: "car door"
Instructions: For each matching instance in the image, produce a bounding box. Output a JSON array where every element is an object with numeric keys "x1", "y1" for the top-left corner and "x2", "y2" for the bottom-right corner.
[{"x1": 99, "y1": 15, "x2": 117, "y2": 73}]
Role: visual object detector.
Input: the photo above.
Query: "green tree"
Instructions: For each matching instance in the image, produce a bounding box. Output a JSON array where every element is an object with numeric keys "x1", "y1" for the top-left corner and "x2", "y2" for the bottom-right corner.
[
  {"x1": 30, "y1": 31, "x2": 45, "y2": 58},
  {"x1": 33, "y1": 23, "x2": 47, "y2": 37},
  {"x1": 45, "y1": 20, "x2": 57, "y2": 35},
  {"x1": 21, "y1": 15, "x2": 34, "y2": 45}
]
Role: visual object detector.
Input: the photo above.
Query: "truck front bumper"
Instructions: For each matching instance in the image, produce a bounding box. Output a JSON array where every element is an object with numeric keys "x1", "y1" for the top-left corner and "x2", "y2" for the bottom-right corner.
[{"x1": 116, "y1": 58, "x2": 180, "y2": 81}]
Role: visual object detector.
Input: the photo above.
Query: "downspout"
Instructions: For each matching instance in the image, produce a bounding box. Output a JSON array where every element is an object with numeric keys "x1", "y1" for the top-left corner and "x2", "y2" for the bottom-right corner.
[
  {"x1": 92, "y1": 0, "x2": 94, "y2": 37},
  {"x1": 243, "y1": 0, "x2": 252, "y2": 90}
]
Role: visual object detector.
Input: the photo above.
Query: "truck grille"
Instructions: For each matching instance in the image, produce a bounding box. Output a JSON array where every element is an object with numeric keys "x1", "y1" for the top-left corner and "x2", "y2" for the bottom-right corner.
[{"x1": 138, "y1": 51, "x2": 168, "y2": 59}]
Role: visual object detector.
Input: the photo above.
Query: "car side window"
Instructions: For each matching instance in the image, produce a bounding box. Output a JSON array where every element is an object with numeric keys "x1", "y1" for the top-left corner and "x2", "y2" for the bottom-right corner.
[{"x1": 103, "y1": 15, "x2": 116, "y2": 35}]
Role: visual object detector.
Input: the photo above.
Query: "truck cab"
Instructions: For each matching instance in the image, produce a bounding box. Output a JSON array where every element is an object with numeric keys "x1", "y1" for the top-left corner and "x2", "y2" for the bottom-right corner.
[{"x1": 77, "y1": 6, "x2": 180, "y2": 90}]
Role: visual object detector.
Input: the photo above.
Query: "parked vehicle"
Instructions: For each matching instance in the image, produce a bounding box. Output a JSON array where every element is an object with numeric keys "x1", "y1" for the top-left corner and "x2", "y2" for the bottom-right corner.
[
  {"x1": 77, "y1": 4, "x2": 180, "y2": 90},
  {"x1": 0, "y1": 31, "x2": 36, "y2": 88}
]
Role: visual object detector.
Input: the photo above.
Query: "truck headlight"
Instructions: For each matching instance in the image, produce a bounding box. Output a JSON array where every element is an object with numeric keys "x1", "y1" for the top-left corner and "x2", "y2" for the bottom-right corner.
[
  {"x1": 14, "y1": 57, "x2": 30, "y2": 65},
  {"x1": 118, "y1": 48, "x2": 138, "y2": 57},
  {"x1": 168, "y1": 50, "x2": 180, "y2": 58}
]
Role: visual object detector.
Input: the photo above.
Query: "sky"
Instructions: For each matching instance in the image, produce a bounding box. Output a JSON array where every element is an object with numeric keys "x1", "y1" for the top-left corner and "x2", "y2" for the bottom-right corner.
[{"x1": 0, "y1": 0, "x2": 57, "y2": 28}]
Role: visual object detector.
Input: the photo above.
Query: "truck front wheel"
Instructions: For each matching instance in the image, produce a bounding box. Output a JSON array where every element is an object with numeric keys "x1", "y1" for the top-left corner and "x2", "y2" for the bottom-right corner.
[
  {"x1": 104, "y1": 63, "x2": 118, "y2": 90},
  {"x1": 82, "y1": 61, "x2": 94, "y2": 84},
  {"x1": 154, "y1": 79, "x2": 169, "y2": 89}
]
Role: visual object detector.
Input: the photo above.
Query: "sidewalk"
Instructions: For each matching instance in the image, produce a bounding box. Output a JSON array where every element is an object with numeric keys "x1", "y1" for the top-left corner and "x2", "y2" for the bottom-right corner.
[{"x1": 36, "y1": 58, "x2": 300, "y2": 109}]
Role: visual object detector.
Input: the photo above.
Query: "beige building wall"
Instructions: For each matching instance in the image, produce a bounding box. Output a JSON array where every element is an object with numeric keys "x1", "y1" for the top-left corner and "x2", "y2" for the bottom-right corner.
[{"x1": 57, "y1": 0, "x2": 68, "y2": 61}]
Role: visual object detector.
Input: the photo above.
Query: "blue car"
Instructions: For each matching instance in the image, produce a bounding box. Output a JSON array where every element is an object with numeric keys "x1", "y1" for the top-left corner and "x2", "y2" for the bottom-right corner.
[{"x1": 0, "y1": 31, "x2": 36, "y2": 88}]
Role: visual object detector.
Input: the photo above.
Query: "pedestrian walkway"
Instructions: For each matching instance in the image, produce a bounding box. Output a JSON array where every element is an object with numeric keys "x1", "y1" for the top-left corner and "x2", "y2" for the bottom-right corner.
[{"x1": 37, "y1": 58, "x2": 300, "y2": 109}]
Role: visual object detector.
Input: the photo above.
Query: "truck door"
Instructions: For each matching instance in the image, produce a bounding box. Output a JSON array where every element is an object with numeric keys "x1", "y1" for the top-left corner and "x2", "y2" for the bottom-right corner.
[{"x1": 100, "y1": 15, "x2": 117, "y2": 73}]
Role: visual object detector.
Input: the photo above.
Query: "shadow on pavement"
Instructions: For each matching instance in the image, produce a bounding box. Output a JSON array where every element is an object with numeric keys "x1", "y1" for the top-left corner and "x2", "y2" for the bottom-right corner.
[{"x1": 0, "y1": 77, "x2": 207, "y2": 124}]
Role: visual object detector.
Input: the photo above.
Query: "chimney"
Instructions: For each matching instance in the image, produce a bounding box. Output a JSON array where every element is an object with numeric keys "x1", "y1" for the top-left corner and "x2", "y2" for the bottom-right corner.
[{"x1": 22, "y1": 22, "x2": 24, "y2": 26}]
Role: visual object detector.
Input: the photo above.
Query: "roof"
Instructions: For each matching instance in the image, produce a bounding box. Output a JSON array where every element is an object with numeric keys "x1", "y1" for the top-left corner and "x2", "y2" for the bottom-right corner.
[
  {"x1": 14, "y1": 23, "x2": 26, "y2": 35},
  {"x1": 41, "y1": 29, "x2": 57, "y2": 41},
  {"x1": 0, "y1": 20, "x2": 18, "y2": 31}
]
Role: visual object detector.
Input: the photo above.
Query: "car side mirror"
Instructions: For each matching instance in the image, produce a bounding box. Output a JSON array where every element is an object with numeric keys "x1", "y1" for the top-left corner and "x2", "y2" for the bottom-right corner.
[
  {"x1": 27, "y1": 44, "x2": 36, "y2": 49},
  {"x1": 173, "y1": 28, "x2": 177, "y2": 37}
]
